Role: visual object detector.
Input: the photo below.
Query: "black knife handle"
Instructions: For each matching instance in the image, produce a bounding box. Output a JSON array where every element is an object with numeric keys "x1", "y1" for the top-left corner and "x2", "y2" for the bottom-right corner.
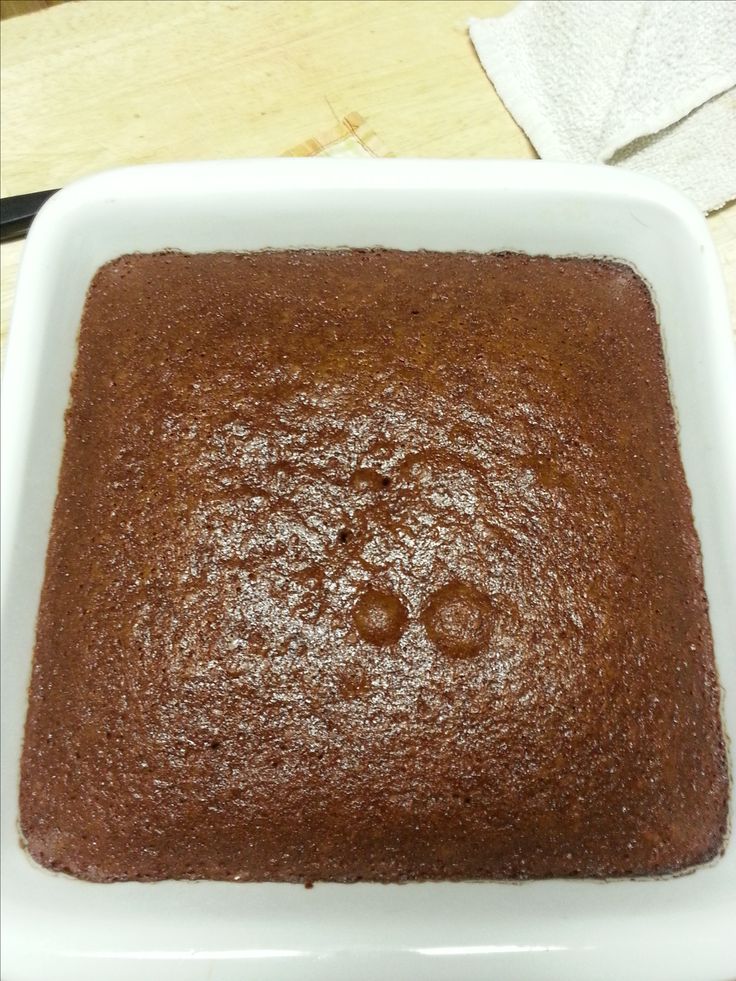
[{"x1": 0, "y1": 189, "x2": 59, "y2": 243}]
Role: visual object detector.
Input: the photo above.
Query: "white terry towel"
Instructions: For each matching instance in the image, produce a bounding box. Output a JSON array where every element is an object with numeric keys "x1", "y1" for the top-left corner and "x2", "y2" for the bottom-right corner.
[{"x1": 469, "y1": 0, "x2": 736, "y2": 212}]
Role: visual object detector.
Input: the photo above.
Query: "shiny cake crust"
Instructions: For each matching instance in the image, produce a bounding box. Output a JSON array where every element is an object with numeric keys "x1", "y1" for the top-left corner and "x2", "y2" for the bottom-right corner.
[{"x1": 20, "y1": 250, "x2": 728, "y2": 882}]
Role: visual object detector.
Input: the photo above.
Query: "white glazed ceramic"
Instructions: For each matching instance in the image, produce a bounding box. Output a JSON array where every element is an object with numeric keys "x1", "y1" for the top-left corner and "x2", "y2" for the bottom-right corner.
[{"x1": 2, "y1": 160, "x2": 735, "y2": 981}]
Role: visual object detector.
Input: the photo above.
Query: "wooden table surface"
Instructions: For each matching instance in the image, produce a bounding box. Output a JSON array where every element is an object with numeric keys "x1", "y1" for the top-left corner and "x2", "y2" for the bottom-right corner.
[{"x1": 1, "y1": 0, "x2": 734, "y2": 357}]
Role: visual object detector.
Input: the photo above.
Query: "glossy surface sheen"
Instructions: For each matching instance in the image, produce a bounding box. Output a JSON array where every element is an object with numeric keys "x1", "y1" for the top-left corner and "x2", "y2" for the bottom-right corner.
[{"x1": 20, "y1": 249, "x2": 727, "y2": 884}]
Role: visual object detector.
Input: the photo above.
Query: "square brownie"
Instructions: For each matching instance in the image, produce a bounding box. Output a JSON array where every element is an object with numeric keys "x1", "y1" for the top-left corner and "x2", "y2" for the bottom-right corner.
[{"x1": 20, "y1": 250, "x2": 728, "y2": 881}]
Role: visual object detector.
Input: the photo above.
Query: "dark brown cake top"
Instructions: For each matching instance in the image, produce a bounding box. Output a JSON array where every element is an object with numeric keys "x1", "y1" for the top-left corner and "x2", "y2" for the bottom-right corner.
[{"x1": 20, "y1": 250, "x2": 727, "y2": 882}]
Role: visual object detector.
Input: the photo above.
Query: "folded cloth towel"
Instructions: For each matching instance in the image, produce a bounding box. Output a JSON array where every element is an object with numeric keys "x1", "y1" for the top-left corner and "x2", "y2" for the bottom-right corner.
[{"x1": 469, "y1": 0, "x2": 736, "y2": 212}]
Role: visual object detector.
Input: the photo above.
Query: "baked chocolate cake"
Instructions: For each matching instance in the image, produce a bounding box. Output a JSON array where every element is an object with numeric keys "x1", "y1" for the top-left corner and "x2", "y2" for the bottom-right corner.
[{"x1": 19, "y1": 250, "x2": 728, "y2": 882}]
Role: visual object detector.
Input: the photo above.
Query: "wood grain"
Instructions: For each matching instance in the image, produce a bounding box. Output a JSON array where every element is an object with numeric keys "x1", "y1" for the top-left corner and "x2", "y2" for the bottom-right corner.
[{"x1": 1, "y1": 0, "x2": 733, "y2": 360}]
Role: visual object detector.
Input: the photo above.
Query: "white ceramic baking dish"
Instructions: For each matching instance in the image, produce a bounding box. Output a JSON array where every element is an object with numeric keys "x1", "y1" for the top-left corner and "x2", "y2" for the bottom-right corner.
[{"x1": 1, "y1": 159, "x2": 735, "y2": 981}]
